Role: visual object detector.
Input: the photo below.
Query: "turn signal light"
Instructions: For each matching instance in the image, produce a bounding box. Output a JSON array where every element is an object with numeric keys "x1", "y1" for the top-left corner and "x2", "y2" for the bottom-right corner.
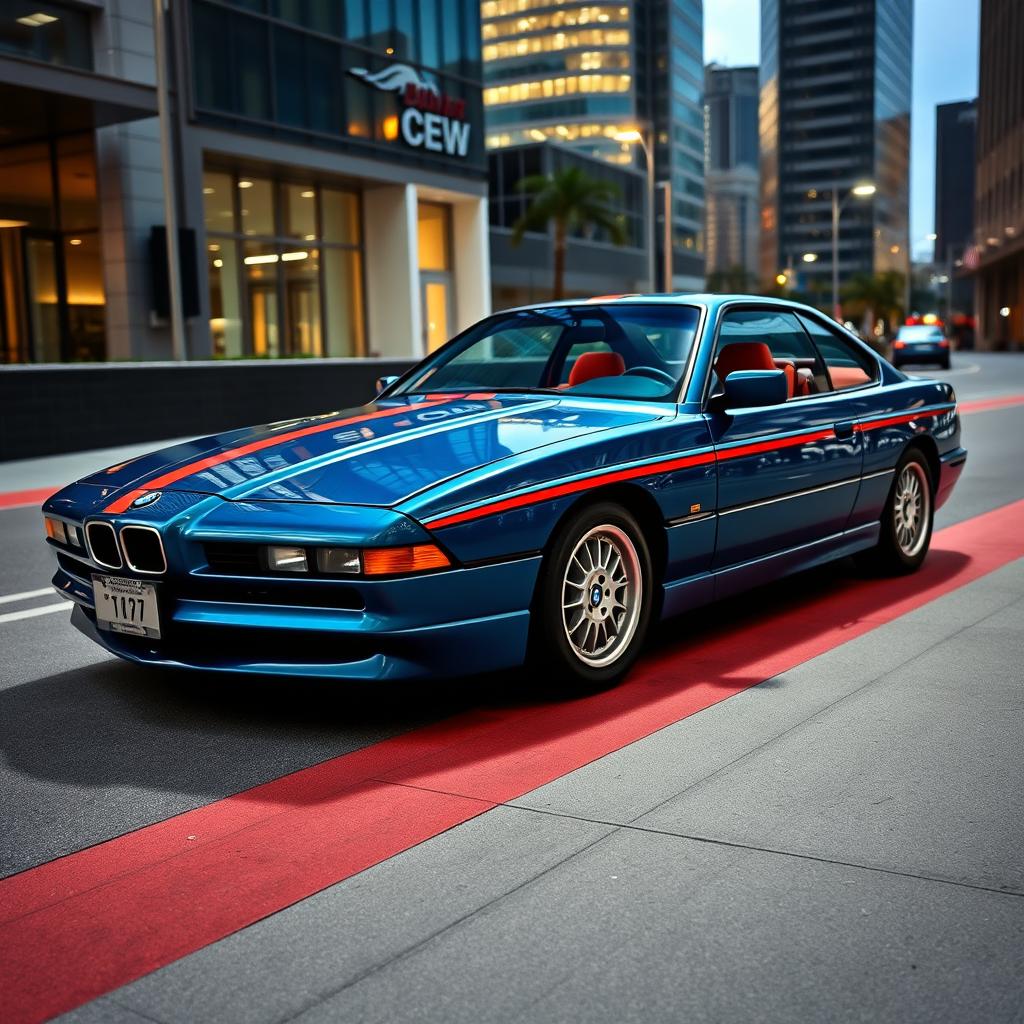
[
  {"x1": 44, "y1": 516, "x2": 67, "y2": 544},
  {"x1": 362, "y1": 544, "x2": 450, "y2": 576}
]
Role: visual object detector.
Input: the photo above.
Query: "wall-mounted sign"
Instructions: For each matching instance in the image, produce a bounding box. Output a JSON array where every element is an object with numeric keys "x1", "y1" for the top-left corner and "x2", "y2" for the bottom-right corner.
[{"x1": 348, "y1": 63, "x2": 472, "y2": 159}]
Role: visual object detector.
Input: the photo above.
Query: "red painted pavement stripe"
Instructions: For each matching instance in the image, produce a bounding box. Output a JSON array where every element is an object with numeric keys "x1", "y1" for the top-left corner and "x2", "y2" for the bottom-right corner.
[
  {"x1": 959, "y1": 393, "x2": 1024, "y2": 414},
  {"x1": 0, "y1": 487, "x2": 54, "y2": 511},
  {"x1": 101, "y1": 399, "x2": 450, "y2": 514},
  {"x1": 2, "y1": 498, "x2": 1024, "y2": 1023}
]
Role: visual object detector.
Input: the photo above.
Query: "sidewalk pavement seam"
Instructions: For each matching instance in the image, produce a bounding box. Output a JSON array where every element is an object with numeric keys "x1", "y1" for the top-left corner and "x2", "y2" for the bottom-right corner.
[
  {"x1": 546, "y1": 567, "x2": 1021, "y2": 830},
  {"x1": 272, "y1": 823, "x2": 621, "y2": 1024},
  {"x1": 493, "y1": 804, "x2": 1024, "y2": 902}
]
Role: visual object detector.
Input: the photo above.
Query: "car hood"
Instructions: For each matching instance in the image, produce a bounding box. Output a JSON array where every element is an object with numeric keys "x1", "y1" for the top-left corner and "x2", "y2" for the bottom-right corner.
[{"x1": 81, "y1": 394, "x2": 662, "y2": 512}]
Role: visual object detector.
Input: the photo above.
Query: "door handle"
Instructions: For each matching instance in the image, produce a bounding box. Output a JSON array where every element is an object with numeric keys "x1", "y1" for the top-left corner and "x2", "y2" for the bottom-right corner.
[{"x1": 834, "y1": 421, "x2": 855, "y2": 440}]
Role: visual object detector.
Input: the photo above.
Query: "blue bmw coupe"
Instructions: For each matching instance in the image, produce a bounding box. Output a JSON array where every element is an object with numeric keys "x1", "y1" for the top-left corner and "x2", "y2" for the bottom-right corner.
[{"x1": 43, "y1": 296, "x2": 966, "y2": 688}]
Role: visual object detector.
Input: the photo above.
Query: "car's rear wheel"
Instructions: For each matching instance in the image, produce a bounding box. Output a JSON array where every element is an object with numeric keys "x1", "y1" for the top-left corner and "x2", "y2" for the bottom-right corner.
[
  {"x1": 531, "y1": 502, "x2": 653, "y2": 690},
  {"x1": 858, "y1": 449, "x2": 935, "y2": 574}
]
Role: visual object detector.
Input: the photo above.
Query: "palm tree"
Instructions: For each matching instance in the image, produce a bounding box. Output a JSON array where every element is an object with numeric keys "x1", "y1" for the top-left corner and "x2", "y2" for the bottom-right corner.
[
  {"x1": 511, "y1": 166, "x2": 628, "y2": 300},
  {"x1": 842, "y1": 270, "x2": 906, "y2": 336}
]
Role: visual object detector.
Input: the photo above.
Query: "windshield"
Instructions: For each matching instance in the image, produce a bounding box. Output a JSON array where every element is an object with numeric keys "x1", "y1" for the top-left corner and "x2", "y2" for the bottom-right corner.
[
  {"x1": 393, "y1": 304, "x2": 702, "y2": 402},
  {"x1": 898, "y1": 325, "x2": 944, "y2": 340}
]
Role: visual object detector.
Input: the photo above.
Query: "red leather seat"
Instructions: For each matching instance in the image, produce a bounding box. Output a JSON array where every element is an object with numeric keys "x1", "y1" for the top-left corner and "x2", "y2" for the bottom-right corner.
[
  {"x1": 568, "y1": 350, "x2": 626, "y2": 386},
  {"x1": 716, "y1": 342, "x2": 794, "y2": 398}
]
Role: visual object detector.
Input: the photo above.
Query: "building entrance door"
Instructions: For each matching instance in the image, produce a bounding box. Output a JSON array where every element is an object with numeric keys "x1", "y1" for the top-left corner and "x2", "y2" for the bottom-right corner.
[{"x1": 420, "y1": 276, "x2": 452, "y2": 353}]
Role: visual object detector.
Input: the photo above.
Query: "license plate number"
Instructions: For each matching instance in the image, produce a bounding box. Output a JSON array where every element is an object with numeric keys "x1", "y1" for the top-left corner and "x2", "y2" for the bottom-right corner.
[{"x1": 92, "y1": 575, "x2": 160, "y2": 638}]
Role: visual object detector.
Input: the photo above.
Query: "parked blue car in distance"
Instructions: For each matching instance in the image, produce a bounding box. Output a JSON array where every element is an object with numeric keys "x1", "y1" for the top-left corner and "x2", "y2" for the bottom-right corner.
[
  {"x1": 892, "y1": 323, "x2": 952, "y2": 370},
  {"x1": 42, "y1": 295, "x2": 966, "y2": 689}
]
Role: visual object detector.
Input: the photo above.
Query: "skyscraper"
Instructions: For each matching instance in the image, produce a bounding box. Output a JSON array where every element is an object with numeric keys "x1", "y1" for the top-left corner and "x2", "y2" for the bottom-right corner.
[
  {"x1": 705, "y1": 64, "x2": 759, "y2": 285},
  {"x1": 971, "y1": 0, "x2": 1023, "y2": 349},
  {"x1": 934, "y1": 100, "x2": 976, "y2": 316},
  {"x1": 481, "y1": 0, "x2": 705, "y2": 290},
  {"x1": 759, "y1": 0, "x2": 912, "y2": 304}
]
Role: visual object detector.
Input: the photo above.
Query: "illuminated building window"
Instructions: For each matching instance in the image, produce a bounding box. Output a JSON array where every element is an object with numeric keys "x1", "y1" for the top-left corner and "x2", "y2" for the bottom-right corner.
[
  {"x1": 482, "y1": 5, "x2": 630, "y2": 40},
  {"x1": 483, "y1": 29, "x2": 629, "y2": 60},
  {"x1": 484, "y1": 74, "x2": 632, "y2": 106}
]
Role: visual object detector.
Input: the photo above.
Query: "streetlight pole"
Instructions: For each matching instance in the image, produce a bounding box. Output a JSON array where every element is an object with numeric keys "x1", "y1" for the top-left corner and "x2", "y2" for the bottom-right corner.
[
  {"x1": 827, "y1": 182, "x2": 876, "y2": 323},
  {"x1": 831, "y1": 189, "x2": 841, "y2": 322},
  {"x1": 614, "y1": 126, "x2": 656, "y2": 292}
]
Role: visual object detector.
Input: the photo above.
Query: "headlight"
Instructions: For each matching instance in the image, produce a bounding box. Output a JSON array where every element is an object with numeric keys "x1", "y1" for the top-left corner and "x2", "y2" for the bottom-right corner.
[
  {"x1": 316, "y1": 548, "x2": 361, "y2": 574},
  {"x1": 260, "y1": 543, "x2": 449, "y2": 576},
  {"x1": 267, "y1": 545, "x2": 308, "y2": 572},
  {"x1": 44, "y1": 516, "x2": 67, "y2": 545}
]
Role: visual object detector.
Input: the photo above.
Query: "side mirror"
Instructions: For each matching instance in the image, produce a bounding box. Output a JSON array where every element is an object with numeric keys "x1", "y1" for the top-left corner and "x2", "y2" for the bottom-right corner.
[
  {"x1": 723, "y1": 369, "x2": 787, "y2": 409},
  {"x1": 375, "y1": 375, "x2": 399, "y2": 396}
]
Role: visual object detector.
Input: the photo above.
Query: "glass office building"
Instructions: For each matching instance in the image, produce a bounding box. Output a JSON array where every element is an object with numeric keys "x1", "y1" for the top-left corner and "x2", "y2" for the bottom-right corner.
[
  {"x1": 759, "y1": 0, "x2": 912, "y2": 295},
  {"x1": 481, "y1": 0, "x2": 706, "y2": 290},
  {"x1": 0, "y1": 0, "x2": 489, "y2": 363}
]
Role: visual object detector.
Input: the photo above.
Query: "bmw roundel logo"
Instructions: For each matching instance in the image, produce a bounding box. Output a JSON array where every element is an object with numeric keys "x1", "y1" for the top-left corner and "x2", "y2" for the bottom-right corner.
[{"x1": 131, "y1": 491, "x2": 161, "y2": 509}]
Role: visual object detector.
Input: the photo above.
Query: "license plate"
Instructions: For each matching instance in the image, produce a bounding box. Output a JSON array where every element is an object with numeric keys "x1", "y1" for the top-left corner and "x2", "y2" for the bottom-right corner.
[{"x1": 92, "y1": 575, "x2": 160, "y2": 638}]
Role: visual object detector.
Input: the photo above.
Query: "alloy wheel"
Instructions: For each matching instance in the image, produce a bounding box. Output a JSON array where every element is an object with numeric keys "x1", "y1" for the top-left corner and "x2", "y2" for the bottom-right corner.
[{"x1": 561, "y1": 524, "x2": 642, "y2": 669}]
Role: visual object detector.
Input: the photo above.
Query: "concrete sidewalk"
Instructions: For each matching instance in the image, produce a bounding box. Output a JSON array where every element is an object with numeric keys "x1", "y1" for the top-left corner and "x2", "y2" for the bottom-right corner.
[{"x1": 60, "y1": 557, "x2": 1024, "y2": 1024}]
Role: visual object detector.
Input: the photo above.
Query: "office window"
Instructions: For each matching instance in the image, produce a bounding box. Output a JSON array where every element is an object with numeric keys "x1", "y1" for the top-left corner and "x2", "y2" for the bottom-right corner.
[{"x1": 205, "y1": 171, "x2": 365, "y2": 358}]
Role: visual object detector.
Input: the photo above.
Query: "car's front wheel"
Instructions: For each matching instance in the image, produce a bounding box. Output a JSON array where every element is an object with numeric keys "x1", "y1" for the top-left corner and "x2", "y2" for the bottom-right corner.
[{"x1": 531, "y1": 502, "x2": 654, "y2": 690}]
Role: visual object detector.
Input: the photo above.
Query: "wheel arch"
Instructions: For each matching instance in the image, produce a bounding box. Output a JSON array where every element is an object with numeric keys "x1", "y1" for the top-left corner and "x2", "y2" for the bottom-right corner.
[
  {"x1": 902, "y1": 434, "x2": 941, "y2": 491},
  {"x1": 538, "y1": 482, "x2": 669, "y2": 585}
]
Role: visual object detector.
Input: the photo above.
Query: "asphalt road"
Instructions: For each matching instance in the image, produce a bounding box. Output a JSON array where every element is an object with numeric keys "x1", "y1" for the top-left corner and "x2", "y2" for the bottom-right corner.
[{"x1": 1, "y1": 352, "x2": 1024, "y2": 1024}]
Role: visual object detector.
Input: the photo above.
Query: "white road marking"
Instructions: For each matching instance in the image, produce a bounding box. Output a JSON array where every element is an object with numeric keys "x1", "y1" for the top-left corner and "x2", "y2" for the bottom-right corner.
[
  {"x1": 0, "y1": 603, "x2": 70, "y2": 625},
  {"x1": 0, "y1": 587, "x2": 57, "y2": 605}
]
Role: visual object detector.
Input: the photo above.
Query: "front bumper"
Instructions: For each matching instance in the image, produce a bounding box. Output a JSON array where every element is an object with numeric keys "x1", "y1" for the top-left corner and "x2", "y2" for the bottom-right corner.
[{"x1": 54, "y1": 554, "x2": 540, "y2": 681}]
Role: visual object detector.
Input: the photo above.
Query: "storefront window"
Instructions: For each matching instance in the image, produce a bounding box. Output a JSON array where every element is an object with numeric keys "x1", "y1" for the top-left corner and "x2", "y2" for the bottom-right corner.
[
  {"x1": 240, "y1": 177, "x2": 274, "y2": 237},
  {"x1": 203, "y1": 171, "x2": 236, "y2": 233},
  {"x1": 323, "y1": 248, "x2": 364, "y2": 357},
  {"x1": 205, "y1": 169, "x2": 365, "y2": 359},
  {"x1": 322, "y1": 188, "x2": 360, "y2": 245},
  {"x1": 283, "y1": 184, "x2": 316, "y2": 240},
  {"x1": 283, "y1": 247, "x2": 321, "y2": 355},
  {"x1": 0, "y1": 134, "x2": 104, "y2": 362},
  {"x1": 208, "y1": 239, "x2": 243, "y2": 358}
]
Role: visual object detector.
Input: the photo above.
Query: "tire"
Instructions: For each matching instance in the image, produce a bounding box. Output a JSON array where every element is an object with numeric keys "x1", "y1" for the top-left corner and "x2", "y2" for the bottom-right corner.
[
  {"x1": 857, "y1": 449, "x2": 935, "y2": 575},
  {"x1": 940, "y1": 356, "x2": 951, "y2": 370},
  {"x1": 530, "y1": 502, "x2": 654, "y2": 690}
]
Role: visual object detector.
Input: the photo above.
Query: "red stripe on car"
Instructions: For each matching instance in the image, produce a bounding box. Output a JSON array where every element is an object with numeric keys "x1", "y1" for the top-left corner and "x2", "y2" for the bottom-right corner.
[
  {"x1": 102, "y1": 399, "x2": 450, "y2": 514},
  {"x1": 428, "y1": 426, "x2": 834, "y2": 531}
]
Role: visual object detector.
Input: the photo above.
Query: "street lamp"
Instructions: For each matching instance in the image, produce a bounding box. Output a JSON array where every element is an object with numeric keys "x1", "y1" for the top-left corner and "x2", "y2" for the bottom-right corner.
[
  {"x1": 614, "y1": 127, "x2": 656, "y2": 292},
  {"x1": 829, "y1": 181, "x2": 876, "y2": 321}
]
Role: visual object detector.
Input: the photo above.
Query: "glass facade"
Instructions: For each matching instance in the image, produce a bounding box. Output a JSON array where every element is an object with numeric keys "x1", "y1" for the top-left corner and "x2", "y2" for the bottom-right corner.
[
  {"x1": 482, "y1": 0, "x2": 706, "y2": 285},
  {"x1": 0, "y1": 135, "x2": 104, "y2": 363},
  {"x1": 759, "y1": 0, "x2": 911, "y2": 291},
  {"x1": 189, "y1": 0, "x2": 485, "y2": 173},
  {"x1": 203, "y1": 169, "x2": 365, "y2": 358}
]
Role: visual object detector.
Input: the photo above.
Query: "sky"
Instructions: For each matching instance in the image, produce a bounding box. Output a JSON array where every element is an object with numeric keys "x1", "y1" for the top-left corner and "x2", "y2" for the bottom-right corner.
[{"x1": 703, "y1": 0, "x2": 980, "y2": 261}]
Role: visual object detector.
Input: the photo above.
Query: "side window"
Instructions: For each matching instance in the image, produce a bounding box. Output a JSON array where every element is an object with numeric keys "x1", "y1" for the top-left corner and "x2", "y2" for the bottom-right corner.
[
  {"x1": 797, "y1": 314, "x2": 879, "y2": 391},
  {"x1": 714, "y1": 310, "x2": 827, "y2": 400}
]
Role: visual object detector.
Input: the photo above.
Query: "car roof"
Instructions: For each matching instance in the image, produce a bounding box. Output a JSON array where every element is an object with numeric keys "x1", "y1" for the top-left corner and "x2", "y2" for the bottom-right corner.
[{"x1": 497, "y1": 293, "x2": 829, "y2": 318}]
